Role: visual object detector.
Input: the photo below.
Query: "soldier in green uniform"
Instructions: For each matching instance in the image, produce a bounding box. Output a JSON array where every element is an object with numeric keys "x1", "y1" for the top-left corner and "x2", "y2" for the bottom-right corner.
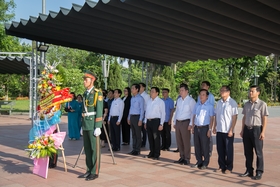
[{"x1": 78, "y1": 70, "x2": 103, "y2": 181}]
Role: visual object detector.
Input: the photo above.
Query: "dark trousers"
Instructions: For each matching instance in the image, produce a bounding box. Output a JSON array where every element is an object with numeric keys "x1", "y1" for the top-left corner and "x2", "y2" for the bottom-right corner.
[
  {"x1": 83, "y1": 130, "x2": 100, "y2": 175},
  {"x1": 142, "y1": 122, "x2": 147, "y2": 146},
  {"x1": 160, "y1": 122, "x2": 171, "y2": 149},
  {"x1": 216, "y1": 132, "x2": 234, "y2": 171},
  {"x1": 110, "y1": 116, "x2": 120, "y2": 150},
  {"x1": 146, "y1": 118, "x2": 161, "y2": 157},
  {"x1": 121, "y1": 118, "x2": 130, "y2": 144},
  {"x1": 130, "y1": 115, "x2": 141, "y2": 152},
  {"x1": 194, "y1": 125, "x2": 210, "y2": 166},
  {"x1": 176, "y1": 119, "x2": 191, "y2": 161},
  {"x1": 242, "y1": 126, "x2": 264, "y2": 174}
]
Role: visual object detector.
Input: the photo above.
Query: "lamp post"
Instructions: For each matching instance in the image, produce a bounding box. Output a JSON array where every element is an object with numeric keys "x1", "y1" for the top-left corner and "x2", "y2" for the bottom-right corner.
[
  {"x1": 253, "y1": 60, "x2": 259, "y2": 85},
  {"x1": 102, "y1": 55, "x2": 110, "y2": 90}
]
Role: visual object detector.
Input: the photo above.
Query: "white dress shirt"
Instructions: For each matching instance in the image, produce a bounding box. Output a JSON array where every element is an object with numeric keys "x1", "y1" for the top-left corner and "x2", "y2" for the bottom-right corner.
[
  {"x1": 109, "y1": 98, "x2": 124, "y2": 122},
  {"x1": 141, "y1": 91, "x2": 150, "y2": 111},
  {"x1": 215, "y1": 96, "x2": 238, "y2": 133},
  {"x1": 173, "y1": 95, "x2": 196, "y2": 125},
  {"x1": 144, "y1": 96, "x2": 165, "y2": 125}
]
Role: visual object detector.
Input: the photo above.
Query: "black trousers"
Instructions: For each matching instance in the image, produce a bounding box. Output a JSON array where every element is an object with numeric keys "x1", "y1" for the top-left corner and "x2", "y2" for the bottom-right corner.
[
  {"x1": 121, "y1": 118, "x2": 130, "y2": 144},
  {"x1": 242, "y1": 126, "x2": 264, "y2": 174},
  {"x1": 216, "y1": 132, "x2": 234, "y2": 171},
  {"x1": 131, "y1": 115, "x2": 141, "y2": 152},
  {"x1": 160, "y1": 122, "x2": 171, "y2": 149},
  {"x1": 110, "y1": 116, "x2": 120, "y2": 150},
  {"x1": 146, "y1": 118, "x2": 161, "y2": 158},
  {"x1": 194, "y1": 125, "x2": 210, "y2": 166}
]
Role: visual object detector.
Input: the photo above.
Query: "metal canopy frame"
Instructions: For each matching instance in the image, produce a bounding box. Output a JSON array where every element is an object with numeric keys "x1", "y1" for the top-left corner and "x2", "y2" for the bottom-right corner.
[{"x1": 5, "y1": 0, "x2": 280, "y2": 65}]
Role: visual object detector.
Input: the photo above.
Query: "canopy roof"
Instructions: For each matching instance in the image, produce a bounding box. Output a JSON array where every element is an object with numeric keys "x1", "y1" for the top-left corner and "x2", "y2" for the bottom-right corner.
[
  {"x1": 5, "y1": 0, "x2": 280, "y2": 66},
  {"x1": 0, "y1": 56, "x2": 30, "y2": 74}
]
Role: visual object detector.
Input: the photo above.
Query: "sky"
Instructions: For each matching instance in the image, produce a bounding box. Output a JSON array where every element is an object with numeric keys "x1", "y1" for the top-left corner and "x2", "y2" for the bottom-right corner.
[{"x1": 13, "y1": 0, "x2": 86, "y2": 21}]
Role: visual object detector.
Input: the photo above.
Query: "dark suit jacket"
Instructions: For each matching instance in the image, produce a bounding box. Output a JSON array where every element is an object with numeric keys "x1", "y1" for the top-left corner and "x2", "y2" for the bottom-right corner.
[{"x1": 121, "y1": 95, "x2": 131, "y2": 122}]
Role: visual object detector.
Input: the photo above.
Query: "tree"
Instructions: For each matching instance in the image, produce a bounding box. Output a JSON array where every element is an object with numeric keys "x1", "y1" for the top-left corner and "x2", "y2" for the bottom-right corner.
[
  {"x1": 266, "y1": 71, "x2": 278, "y2": 101},
  {"x1": 62, "y1": 68, "x2": 84, "y2": 95},
  {"x1": 259, "y1": 83, "x2": 268, "y2": 103},
  {"x1": 230, "y1": 65, "x2": 242, "y2": 105},
  {"x1": 108, "y1": 58, "x2": 123, "y2": 90},
  {"x1": 47, "y1": 45, "x2": 89, "y2": 68}
]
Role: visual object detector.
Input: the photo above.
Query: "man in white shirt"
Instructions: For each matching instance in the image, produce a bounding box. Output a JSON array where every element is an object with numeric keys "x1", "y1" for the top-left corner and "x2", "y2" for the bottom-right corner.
[
  {"x1": 139, "y1": 82, "x2": 150, "y2": 147},
  {"x1": 173, "y1": 83, "x2": 196, "y2": 165},
  {"x1": 213, "y1": 85, "x2": 238, "y2": 174},
  {"x1": 144, "y1": 87, "x2": 165, "y2": 160},
  {"x1": 108, "y1": 89, "x2": 124, "y2": 151}
]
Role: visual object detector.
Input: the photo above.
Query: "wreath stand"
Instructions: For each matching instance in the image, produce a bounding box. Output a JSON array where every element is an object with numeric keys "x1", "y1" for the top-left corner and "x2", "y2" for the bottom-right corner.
[{"x1": 56, "y1": 124, "x2": 67, "y2": 172}]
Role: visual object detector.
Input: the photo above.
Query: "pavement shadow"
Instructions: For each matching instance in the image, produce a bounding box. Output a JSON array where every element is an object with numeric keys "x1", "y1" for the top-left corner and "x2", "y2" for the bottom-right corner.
[
  {"x1": 0, "y1": 151, "x2": 33, "y2": 174},
  {"x1": 102, "y1": 152, "x2": 274, "y2": 187}
]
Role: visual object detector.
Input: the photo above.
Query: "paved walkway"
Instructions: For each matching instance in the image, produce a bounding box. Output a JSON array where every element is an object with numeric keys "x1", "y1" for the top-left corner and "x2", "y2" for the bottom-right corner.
[{"x1": 0, "y1": 109, "x2": 279, "y2": 187}]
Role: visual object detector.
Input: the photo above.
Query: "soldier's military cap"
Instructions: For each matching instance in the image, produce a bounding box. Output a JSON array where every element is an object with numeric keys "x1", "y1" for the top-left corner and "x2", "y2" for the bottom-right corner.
[{"x1": 83, "y1": 70, "x2": 97, "y2": 80}]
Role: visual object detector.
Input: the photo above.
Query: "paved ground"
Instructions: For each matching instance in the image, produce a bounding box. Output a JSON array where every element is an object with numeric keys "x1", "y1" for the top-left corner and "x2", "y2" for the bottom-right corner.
[{"x1": 0, "y1": 107, "x2": 279, "y2": 187}]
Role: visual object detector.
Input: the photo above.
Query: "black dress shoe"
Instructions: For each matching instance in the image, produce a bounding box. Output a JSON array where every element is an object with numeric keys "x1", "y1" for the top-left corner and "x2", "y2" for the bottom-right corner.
[
  {"x1": 153, "y1": 157, "x2": 159, "y2": 160},
  {"x1": 85, "y1": 174, "x2": 98, "y2": 181},
  {"x1": 240, "y1": 171, "x2": 253, "y2": 177},
  {"x1": 191, "y1": 163, "x2": 203, "y2": 168},
  {"x1": 182, "y1": 159, "x2": 190, "y2": 165},
  {"x1": 174, "y1": 158, "x2": 184, "y2": 163},
  {"x1": 78, "y1": 172, "x2": 90, "y2": 178},
  {"x1": 132, "y1": 151, "x2": 140, "y2": 155},
  {"x1": 128, "y1": 150, "x2": 135, "y2": 155},
  {"x1": 200, "y1": 165, "x2": 207, "y2": 170},
  {"x1": 144, "y1": 154, "x2": 154, "y2": 158},
  {"x1": 122, "y1": 142, "x2": 129, "y2": 145},
  {"x1": 253, "y1": 173, "x2": 262, "y2": 180},
  {"x1": 173, "y1": 149, "x2": 179, "y2": 152}
]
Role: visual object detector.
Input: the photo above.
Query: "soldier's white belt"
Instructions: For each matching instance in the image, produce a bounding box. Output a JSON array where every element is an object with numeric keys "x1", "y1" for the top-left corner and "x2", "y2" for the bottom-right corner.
[{"x1": 82, "y1": 112, "x2": 96, "y2": 117}]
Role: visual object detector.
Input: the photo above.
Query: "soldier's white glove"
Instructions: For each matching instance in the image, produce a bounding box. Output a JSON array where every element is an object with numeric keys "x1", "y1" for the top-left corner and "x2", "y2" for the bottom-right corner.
[{"x1": 93, "y1": 128, "x2": 101, "y2": 136}]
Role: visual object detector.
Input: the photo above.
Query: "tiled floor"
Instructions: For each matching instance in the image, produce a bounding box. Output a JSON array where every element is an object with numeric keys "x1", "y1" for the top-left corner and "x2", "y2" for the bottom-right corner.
[{"x1": 0, "y1": 108, "x2": 280, "y2": 187}]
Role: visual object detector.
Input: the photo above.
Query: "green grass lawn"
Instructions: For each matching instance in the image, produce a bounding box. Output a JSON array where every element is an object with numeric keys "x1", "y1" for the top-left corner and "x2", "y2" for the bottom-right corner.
[{"x1": 1, "y1": 100, "x2": 30, "y2": 112}]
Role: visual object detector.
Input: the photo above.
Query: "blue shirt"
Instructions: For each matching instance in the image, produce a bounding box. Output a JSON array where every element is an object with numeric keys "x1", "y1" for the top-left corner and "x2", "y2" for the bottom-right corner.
[
  {"x1": 193, "y1": 100, "x2": 215, "y2": 126},
  {"x1": 128, "y1": 93, "x2": 144, "y2": 121},
  {"x1": 197, "y1": 92, "x2": 215, "y2": 106},
  {"x1": 162, "y1": 97, "x2": 174, "y2": 122}
]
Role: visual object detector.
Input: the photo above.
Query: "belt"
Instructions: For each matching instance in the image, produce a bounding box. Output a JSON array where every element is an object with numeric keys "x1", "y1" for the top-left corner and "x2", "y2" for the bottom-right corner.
[
  {"x1": 245, "y1": 125, "x2": 261, "y2": 130},
  {"x1": 111, "y1": 116, "x2": 119, "y2": 118},
  {"x1": 147, "y1": 118, "x2": 160, "y2": 121},
  {"x1": 131, "y1": 114, "x2": 140, "y2": 116},
  {"x1": 176, "y1": 119, "x2": 190, "y2": 122},
  {"x1": 195, "y1": 125, "x2": 209, "y2": 128},
  {"x1": 82, "y1": 112, "x2": 96, "y2": 117}
]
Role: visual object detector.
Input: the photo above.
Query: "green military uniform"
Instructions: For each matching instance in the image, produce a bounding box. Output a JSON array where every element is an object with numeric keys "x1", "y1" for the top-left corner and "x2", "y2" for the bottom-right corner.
[{"x1": 82, "y1": 79, "x2": 103, "y2": 175}]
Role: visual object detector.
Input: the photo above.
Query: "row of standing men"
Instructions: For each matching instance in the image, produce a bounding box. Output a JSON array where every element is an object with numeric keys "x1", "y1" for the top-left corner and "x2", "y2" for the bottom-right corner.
[{"x1": 104, "y1": 81, "x2": 268, "y2": 181}]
